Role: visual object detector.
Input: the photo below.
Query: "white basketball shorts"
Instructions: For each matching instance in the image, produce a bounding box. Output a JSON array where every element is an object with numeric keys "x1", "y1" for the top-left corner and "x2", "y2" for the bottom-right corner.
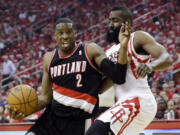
[{"x1": 97, "y1": 94, "x2": 157, "y2": 135}]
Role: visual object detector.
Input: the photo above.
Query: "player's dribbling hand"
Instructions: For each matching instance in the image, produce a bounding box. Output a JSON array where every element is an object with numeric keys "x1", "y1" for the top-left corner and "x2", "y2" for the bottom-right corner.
[
  {"x1": 136, "y1": 63, "x2": 153, "y2": 78},
  {"x1": 6, "y1": 105, "x2": 25, "y2": 120},
  {"x1": 118, "y1": 21, "x2": 131, "y2": 48}
]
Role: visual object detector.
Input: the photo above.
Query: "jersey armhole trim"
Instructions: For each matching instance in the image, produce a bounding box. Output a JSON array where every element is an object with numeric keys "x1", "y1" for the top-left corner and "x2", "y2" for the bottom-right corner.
[
  {"x1": 84, "y1": 44, "x2": 103, "y2": 74},
  {"x1": 128, "y1": 37, "x2": 138, "y2": 79},
  {"x1": 129, "y1": 34, "x2": 150, "y2": 63}
]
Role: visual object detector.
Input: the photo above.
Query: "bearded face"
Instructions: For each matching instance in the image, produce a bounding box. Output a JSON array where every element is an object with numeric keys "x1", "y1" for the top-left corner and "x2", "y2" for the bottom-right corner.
[
  {"x1": 106, "y1": 25, "x2": 121, "y2": 43},
  {"x1": 106, "y1": 10, "x2": 123, "y2": 44},
  {"x1": 106, "y1": 10, "x2": 132, "y2": 44}
]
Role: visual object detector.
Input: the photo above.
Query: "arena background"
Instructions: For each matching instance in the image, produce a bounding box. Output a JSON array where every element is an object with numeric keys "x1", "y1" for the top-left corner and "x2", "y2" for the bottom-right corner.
[{"x1": 0, "y1": 0, "x2": 180, "y2": 134}]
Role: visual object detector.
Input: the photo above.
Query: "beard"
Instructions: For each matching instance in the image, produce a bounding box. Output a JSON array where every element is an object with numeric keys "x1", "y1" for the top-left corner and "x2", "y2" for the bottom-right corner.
[{"x1": 106, "y1": 26, "x2": 121, "y2": 44}]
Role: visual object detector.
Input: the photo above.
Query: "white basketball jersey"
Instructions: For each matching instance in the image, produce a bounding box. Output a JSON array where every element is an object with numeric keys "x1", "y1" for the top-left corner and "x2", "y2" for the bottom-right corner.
[{"x1": 106, "y1": 32, "x2": 152, "y2": 100}]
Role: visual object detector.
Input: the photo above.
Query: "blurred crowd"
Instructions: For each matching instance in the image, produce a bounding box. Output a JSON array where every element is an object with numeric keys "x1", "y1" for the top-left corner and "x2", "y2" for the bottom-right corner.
[{"x1": 0, "y1": 0, "x2": 180, "y2": 123}]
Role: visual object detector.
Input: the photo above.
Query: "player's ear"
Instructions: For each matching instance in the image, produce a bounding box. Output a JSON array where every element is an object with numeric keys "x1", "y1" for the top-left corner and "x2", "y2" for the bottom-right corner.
[
  {"x1": 125, "y1": 19, "x2": 132, "y2": 33},
  {"x1": 126, "y1": 19, "x2": 132, "y2": 27},
  {"x1": 73, "y1": 30, "x2": 77, "y2": 37},
  {"x1": 54, "y1": 36, "x2": 57, "y2": 41},
  {"x1": 54, "y1": 30, "x2": 57, "y2": 41}
]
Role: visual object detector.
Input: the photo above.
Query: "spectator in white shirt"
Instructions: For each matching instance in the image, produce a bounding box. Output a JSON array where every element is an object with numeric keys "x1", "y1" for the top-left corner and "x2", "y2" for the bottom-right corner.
[{"x1": 1, "y1": 55, "x2": 16, "y2": 86}]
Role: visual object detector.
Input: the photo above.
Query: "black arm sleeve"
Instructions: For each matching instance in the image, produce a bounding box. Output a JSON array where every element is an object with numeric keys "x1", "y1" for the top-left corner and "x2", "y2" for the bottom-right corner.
[{"x1": 99, "y1": 58, "x2": 127, "y2": 84}]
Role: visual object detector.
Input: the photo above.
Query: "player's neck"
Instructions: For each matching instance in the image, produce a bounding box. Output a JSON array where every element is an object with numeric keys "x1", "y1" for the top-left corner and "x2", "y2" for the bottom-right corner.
[{"x1": 58, "y1": 45, "x2": 76, "y2": 57}]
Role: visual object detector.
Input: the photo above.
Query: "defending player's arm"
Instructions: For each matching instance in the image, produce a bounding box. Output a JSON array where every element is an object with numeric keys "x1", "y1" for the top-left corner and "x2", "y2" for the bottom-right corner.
[
  {"x1": 134, "y1": 31, "x2": 173, "y2": 77},
  {"x1": 86, "y1": 43, "x2": 126, "y2": 84},
  {"x1": 86, "y1": 23, "x2": 130, "y2": 84}
]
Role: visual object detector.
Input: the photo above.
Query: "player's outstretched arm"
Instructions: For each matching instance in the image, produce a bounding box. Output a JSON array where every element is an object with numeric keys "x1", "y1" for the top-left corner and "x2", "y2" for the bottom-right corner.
[
  {"x1": 86, "y1": 42, "x2": 127, "y2": 84},
  {"x1": 134, "y1": 31, "x2": 173, "y2": 77},
  {"x1": 35, "y1": 52, "x2": 53, "y2": 112},
  {"x1": 97, "y1": 22, "x2": 131, "y2": 93},
  {"x1": 7, "y1": 52, "x2": 53, "y2": 120}
]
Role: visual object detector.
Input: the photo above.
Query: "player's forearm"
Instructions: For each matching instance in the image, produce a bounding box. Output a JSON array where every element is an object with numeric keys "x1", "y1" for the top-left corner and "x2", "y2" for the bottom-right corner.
[
  {"x1": 149, "y1": 53, "x2": 172, "y2": 71},
  {"x1": 100, "y1": 59, "x2": 127, "y2": 84},
  {"x1": 118, "y1": 46, "x2": 128, "y2": 64},
  {"x1": 99, "y1": 78, "x2": 113, "y2": 94},
  {"x1": 37, "y1": 95, "x2": 51, "y2": 111},
  {"x1": 29, "y1": 95, "x2": 51, "y2": 115}
]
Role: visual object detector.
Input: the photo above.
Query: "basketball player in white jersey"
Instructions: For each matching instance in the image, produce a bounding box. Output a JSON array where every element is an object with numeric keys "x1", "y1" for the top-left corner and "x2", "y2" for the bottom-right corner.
[{"x1": 86, "y1": 6, "x2": 172, "y2": 135}]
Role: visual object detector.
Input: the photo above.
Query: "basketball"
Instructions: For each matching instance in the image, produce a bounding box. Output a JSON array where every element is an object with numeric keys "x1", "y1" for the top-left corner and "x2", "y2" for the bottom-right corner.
[{"x1": 7, "y1": 84, "x2": 38, "y2": 115}]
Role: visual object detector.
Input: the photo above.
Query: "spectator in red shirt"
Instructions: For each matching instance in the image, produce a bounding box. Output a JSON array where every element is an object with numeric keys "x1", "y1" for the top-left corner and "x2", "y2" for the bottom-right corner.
[
  {"x1": 162, "y1": 82, "x2": 175, "y2": 99},
  {"x1": 160, "y1": 91, "x2": 169, "y2": 102},
  {"x1": 169, "y1": 80, "x2": 178, "y2": 93},
  {"x1": 152, "y1": 87, "x2": 158, "y2": 97}
]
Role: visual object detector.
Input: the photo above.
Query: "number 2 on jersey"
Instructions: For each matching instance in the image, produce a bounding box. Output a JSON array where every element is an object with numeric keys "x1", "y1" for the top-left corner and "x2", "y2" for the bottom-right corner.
[{"x1": 76, "y1": 74, "x2": 82, "y2": 87}]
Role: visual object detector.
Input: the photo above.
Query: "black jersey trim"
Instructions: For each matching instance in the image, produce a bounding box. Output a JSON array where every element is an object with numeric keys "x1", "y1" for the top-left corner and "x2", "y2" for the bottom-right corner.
[
  {"x1": 84, "y1": 44, "x2": 103, "y2": 74},
  {"x1": 48, "y1": 49, "x2": 56, "y2": 73},
  {"x1": 57, "y1": 41, "x2": 81, "y2": 59}
]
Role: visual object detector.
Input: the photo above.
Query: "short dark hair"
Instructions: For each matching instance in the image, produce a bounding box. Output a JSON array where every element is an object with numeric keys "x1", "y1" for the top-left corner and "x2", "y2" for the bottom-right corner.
[
  {"x1": 111, "y1": 6, "x2": 133, "y2": 25},
  {"x1": 54, "y1": 17, "x2": 74, "y2": 29}
]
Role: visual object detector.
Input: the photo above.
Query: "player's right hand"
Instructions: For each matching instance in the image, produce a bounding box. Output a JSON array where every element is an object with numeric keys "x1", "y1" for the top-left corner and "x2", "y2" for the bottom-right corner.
[
  {"x1": 6, "y1": 105, "x2": 25, "y2": 120},
  {"x1": 136, "y1": 63, "x2": 153, "y2": 78},
  {"x1": 118, "y1": 21, "x2": 131, "y2": 48}
]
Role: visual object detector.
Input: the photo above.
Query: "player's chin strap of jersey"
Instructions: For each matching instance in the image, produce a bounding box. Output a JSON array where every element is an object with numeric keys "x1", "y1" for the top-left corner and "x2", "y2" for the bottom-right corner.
[{"x1": 100, "y1": 58, "x2": 127, "y2": 84}]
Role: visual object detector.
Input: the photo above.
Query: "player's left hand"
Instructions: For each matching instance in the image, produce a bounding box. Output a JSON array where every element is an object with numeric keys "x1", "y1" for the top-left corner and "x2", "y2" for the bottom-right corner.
[
  {"x1": 6, "y1": 105, "x2": 25, "y2": 120},
  {"x1": 136, "y1": 63, "x2": 152, "y2": 78},
  {"x1": 118, "y1": 21, "x2": 131, "y2": 48}
]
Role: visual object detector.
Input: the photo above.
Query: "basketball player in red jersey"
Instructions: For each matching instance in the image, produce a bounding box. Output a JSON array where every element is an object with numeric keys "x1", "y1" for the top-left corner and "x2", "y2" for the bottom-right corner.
[
  {"x1": 86, "y1": 6, "x2": 172, "y2": 135},
  {"x1": 8, "y1": 17, "x2": 131, "y2": 135}
]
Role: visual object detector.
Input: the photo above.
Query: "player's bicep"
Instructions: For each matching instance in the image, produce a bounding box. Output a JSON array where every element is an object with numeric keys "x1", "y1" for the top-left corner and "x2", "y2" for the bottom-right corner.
[
  {"x1": 41, "y1": 68, "x2": 52, "y2": 96},
  {"x1": 86, "y1": 43, "x2": 107, "y2": 68},
  {"x1": 41, "y1": 53, "x2": 53, "y2": 102},
  {"x1": 135, "y1": 31, "x2": 166, "y2": 58},
  {"x1": 143, "y1": 42, "x2": 166, "y2": 59}
]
